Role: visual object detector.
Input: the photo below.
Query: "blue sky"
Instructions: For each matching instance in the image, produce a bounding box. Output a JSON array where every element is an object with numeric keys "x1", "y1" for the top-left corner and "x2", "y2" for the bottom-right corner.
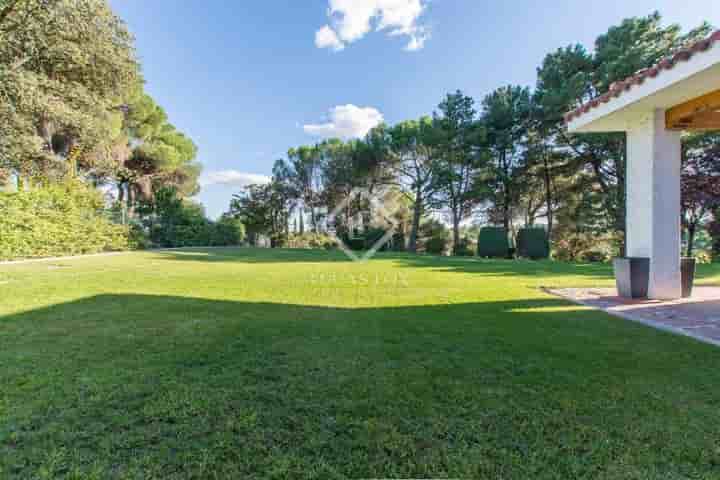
[{"x1": 111, "y1": 0, "x2": 718, "y2": 218}]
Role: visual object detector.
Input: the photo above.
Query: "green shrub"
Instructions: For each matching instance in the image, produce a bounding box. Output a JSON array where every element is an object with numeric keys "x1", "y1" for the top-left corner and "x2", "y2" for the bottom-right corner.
[
  {"x1": 419, "y1": 219, "x2": 449, "y2": 255},
  {"x1": 0, "y1": 182, "x2": 131, "y2": 260},
  {"x1": 454, "y1": 237, "x2": 475, "y2": 257},
  {"x1": 287, "y1": 233, "x2": 337, "y2": 250},
  {"x1": 391, "y1": 231, "x2": 406, "y2": 252},
  {"x1": 580, "y1": 250, "x2": 610, "y2": 263},
  {"x1": 211, "y1": 216, "x2": 245, "y2": 246},
  {"x1": 477, "y1": 227, "x2": 511, "y2": 258},
  {"x1": 552, "y1": 231, "x2": 619, "y2": 262},
  {"x1": 425, "y1": 236, "x2": 447, "y2": 255},
  {"x1": 345, "y1": 237, "x2": 365, "y2": 251},
  {"x1": 363, "y1": 227, "x2": 387, "y2": 250},
  {"x1": 516, "y1": 228, "x2": 549, "y2": 259},
  {"x1": 143, "y1": 188, "x2": 244, "y2": 248}
]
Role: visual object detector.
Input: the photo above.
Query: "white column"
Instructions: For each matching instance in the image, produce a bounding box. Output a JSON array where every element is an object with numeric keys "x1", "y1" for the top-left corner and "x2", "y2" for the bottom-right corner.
[{"x1": 626, "y1": 109, "x2": 682, "y2": 299}]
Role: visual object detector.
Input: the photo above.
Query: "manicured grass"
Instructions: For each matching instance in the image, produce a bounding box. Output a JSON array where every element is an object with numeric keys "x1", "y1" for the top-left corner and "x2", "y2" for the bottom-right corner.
[{"x1": 2, "y1": 248, "x2": 720, "y2": 479}]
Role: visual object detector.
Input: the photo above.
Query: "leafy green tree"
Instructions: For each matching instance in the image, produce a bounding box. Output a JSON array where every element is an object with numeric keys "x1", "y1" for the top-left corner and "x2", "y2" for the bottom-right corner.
[
  {"x1": 288, "y1": 145, "x2": 323, "y2": 233},
  {"x1": 481, "y1": 85, "x2": 532, "y2": 231},
  {"x1": 118, "y1": 92, "x2": 199, "y2": 216},
  {"x1": 0, "y1": 0, "x2": 139, "y2": 184},
  {"x1": 388, "y1": 117, "x2": 440, "y2": 252},
  {"x1": 535, "y1": 12, "x2": 712, "y2": 254},
  {"x1": 433, "y1": 91, "x2": 486, "y2": 255}
]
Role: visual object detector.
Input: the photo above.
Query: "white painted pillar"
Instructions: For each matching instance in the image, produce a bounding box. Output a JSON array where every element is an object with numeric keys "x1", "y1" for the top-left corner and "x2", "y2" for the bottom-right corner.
[{"x1": 626, "y1": 109, "x2": 682, "y2": 299}]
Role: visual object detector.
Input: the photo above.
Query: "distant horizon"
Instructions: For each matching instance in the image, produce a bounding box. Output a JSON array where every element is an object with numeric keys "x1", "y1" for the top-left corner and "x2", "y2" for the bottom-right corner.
[{"x1": 111, "y1": 1, "x2": 717, "y2": 219}]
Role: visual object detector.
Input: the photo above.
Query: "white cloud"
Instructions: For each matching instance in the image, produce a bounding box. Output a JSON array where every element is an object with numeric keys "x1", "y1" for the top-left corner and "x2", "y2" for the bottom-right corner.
[
  {"x1": 200, "y1": 170, "x2": 271, "y2": 188},
  {"x1": 315, "y1": 25, "x2": 345, "y2": 51},
  {"x1": 315, "y1": 0, "x2": 430, "y2": 52},
  {"x1": 303, "y1": 104, "x2": 384, "y2": 139}
]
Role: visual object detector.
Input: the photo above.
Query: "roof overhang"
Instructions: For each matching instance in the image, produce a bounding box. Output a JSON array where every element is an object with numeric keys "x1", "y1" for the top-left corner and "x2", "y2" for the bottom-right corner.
[{"x1": 567, "y1": 33, "x2": 720, "y2": 133}]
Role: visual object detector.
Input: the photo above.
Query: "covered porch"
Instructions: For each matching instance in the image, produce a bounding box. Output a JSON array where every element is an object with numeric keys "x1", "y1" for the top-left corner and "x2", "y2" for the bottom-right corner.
[{"x1": 566, "y1": 31, "x2": 720, "y2": 300}]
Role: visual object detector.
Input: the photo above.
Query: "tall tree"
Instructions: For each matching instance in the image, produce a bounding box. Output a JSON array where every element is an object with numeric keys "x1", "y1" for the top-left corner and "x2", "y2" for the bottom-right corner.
[
  {"x1": 433, "y1": 91, "x2": 486, "y2": 255},
  {"x1": 388, "y1": 117, "x2": 439, "y2": 252},
  {"x1": 536, "y1": 13, "x2": 713, "y2": 254},
  {"x1": 288, "y1": 145, "x2": 323, "y2": 233},
  {"x1": 0, "y1": 0, "x2": 139, "y2": 185},
  {"x1": 481, "y1": 85, "x2": 532, "y2": 232},
  {"x1": 119, "y1": 93, "x2": 199, "y2": 216}
]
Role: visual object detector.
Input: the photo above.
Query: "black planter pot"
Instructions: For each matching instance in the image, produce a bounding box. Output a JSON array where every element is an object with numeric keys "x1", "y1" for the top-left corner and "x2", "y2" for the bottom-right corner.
[
  {"x1": 613, "y1": 257, "x2": 650, "y2": 299},
  {"x1": 681, "y1": 257, "x2": 696, "y2": 298}
]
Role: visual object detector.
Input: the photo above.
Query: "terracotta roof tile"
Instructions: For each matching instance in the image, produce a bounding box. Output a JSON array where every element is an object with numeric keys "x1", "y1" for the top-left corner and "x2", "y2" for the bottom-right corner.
[{"x1": 564, "y1": 30, "x2": 720, "y2": 124}]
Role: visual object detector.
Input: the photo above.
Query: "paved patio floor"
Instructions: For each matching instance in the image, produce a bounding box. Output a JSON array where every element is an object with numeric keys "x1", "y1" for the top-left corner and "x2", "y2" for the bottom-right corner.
[{"x1": 549, "y1": 286, "x2": 720, "y2": 347}]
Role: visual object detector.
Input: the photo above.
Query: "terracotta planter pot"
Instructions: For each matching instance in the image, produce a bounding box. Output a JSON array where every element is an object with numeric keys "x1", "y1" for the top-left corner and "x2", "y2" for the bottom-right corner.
[{"x1": 613, "y1": 257, "x2": 650, "y2": 299}]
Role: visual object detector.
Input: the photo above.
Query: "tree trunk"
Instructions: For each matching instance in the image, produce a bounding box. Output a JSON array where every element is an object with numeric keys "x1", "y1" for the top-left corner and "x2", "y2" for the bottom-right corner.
[
  {"x1": 687, "y1": 223, "x2": 697, "y2": 257},
  {"x1": 126, "y1": 184, "x2": 135, "y2": 219},
  {"x1": 452, "y1": 211, "x2": 461, "y2": 256},
  {"x1": 408, "y1": 187, "x2": 422, "y2": 253},
  {"x1": 310, "y1": 206, "x2": 317, "y2": 233},
  {"x1": 542, "y1": 151, "x2": 554, "y2": 241}
]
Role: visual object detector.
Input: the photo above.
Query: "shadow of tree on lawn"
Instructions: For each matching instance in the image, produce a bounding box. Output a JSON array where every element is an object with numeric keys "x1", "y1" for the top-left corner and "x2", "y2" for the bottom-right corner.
[{"x1": 2, "y1": 293, "x2": 720, "y2": 478}]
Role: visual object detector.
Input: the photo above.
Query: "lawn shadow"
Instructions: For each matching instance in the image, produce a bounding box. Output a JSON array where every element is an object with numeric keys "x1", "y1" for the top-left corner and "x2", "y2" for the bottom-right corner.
[{"x1": 2, "y1": 293, "x2": 720, "y2": 477}]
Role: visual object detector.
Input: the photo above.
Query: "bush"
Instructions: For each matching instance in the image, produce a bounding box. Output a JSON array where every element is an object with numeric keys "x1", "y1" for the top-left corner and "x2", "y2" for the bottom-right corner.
[
  {"x1": 364, "y1": 227, "x2": 388, "y2": 251},
  {"x1": 143, "y1": 189, "x2": 245, "y2": 248},
  {"x1": 211, "y1": 216, "x2": 245, "y2": 246},
  {"x1": 580, "y1": 250, "x2": 610, "y2": 263},
  {"x1": 454, "y1": 237, "x2": 475, "y2": 257},
  {"x1": 552, "y1": 232, "x2": 618, "y2": 263},
  {"x1": 0, "y1": 182, "x2": 131, "y2": 260},
  {"x1": 516, "y1": 228, "x2": 549, "y2": 259},
  {"x1": 425, "y1": 235, "x2": 448, "y2": 255},
  {"x1": 286, "y1": 233, "x2": 337, "y2": 250},
  {"x1": 419, "y1": 219, "x2": 449, "y2": 255},
  {"x1": 477, "y1": 227, "x2": 511, "y2": 258},
  {"x1": 391, "y1": 231, "x2": 406, "y2": 252}
]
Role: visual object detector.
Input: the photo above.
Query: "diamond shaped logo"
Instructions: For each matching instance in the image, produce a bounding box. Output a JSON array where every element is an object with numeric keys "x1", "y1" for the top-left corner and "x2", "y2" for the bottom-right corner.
[{"x1": 326, "y1": 187, "x2": 400, "y2": 262}]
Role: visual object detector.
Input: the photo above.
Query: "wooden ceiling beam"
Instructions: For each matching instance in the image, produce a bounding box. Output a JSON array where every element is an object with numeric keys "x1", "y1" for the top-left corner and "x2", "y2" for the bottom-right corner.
[{"x1": 666, "y1": 89, "x2": 720, "y2": 130}]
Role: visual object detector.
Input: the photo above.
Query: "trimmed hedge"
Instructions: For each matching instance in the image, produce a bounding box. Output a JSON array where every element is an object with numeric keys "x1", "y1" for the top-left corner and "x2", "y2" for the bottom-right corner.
[
  {"x1": 0, "y1": 182, "x2": 131, "y2": 260},
  {"x1": 477, "y1": 227, "x2": 511, "y2": 258},
  {"x1": 517, "y1": 227, "x2": 550, "y2": 259}
]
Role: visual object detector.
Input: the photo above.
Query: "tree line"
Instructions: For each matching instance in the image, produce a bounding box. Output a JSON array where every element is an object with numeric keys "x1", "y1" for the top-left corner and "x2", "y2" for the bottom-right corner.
[
  {"x1": 229, "y1": 13, "x2": 720, "y2": 260},
  {"x1": 1, "y1": 4, "x2": 718, "y2": 260}
]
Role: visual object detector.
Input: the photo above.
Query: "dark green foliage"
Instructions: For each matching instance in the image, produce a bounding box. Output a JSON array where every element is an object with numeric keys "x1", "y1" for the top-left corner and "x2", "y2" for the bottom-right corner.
[
  {"x1": 345, "y1": 237, "x2": 366, "y2": 251},
  {"x1": 454, "y1": 237, "x2": 475, "y2": 257},
  {"x1": 0, "y1": 182, "x2": 131, "y2": 260},
  {"x1": 286, "y1": 233, "x2": 337, "y2": 250},
  {"x1": 419, "y1": 219, "x2": 450, "y2": 255},
  {"x1": 364, "y1": 227, "x2": 388, "y2": 251},
  {"x1": 477, "y1": 227, "x2": 511, "y2": 258},
  {"x1": 517, "y1": 228, "x2": 550, "y2": 259},
  {"x1": 213, "y1": 216, "x2": 246, "y2": 246},
  {"x1": 425, "y1": 235, "x2": 447, "y2": 255},
  {"x1": 142, "y1": 188, "x2": 244, "y2": 248},
  {"x1": 391, "y1": 231, "x2": 406, "y2": 252}
]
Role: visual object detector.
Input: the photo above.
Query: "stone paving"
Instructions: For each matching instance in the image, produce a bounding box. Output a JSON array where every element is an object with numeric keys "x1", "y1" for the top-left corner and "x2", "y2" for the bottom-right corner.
[{"x1": 548, "y1": 286, "x2": 720, "y2": 347}]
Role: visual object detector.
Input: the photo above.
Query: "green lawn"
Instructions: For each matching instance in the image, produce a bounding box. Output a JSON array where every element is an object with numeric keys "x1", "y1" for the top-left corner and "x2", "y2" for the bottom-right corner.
[{"x1": 2, "y1": 248, "x2": 720, "y2": 479}]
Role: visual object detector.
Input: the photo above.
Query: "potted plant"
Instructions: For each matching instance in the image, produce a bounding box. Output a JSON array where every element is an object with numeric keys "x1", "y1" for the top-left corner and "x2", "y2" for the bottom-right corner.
[
  {"x1": 613, "y1": 257, "x2": 650, "y2": 299},
  {"x1": 681, "y1": 257, "x2": 696, "y2": 298}
]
